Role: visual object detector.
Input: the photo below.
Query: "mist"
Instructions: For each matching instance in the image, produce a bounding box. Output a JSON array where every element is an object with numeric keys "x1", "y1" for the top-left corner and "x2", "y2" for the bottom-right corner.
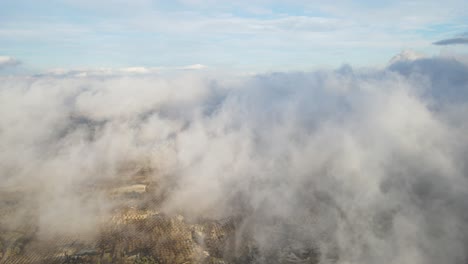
[{"x1": 1, "y1": 54, "x2": 468, "y2": 263}]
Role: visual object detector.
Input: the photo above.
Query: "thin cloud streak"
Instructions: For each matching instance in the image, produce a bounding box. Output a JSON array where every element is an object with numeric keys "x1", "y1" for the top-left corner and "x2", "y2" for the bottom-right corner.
[
  {"x1": 433, "y1": 37, "x2": 468, "y2": 45},
  {"x1": 42, "y1": 64, "x2": 207, "y2": 77}
]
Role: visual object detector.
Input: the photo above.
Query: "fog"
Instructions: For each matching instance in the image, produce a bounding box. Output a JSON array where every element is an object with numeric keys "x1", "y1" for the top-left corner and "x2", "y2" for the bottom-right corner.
[{"x1": 1, "y1": 54, "x2": 468, "y2": 263}]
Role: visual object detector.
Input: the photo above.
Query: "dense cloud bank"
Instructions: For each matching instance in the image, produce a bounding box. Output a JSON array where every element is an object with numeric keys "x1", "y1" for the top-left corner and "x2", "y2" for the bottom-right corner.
[{"x1": 1, "y1": 55, "x2": 468, "y2": 263}]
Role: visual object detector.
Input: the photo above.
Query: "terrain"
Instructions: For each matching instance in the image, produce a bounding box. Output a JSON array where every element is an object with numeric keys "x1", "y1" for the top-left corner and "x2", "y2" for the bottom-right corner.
[{"x1": 0, "y1": 171, "x2": 322, "y2": 264}]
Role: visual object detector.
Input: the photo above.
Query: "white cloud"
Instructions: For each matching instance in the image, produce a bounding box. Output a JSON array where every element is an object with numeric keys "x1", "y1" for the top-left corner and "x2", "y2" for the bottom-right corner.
[
  {"x1": 0, "y1": 56, "x2": 20, "y2": 69},
  {"x1": 43, "y1": 64, "x2": 207, "y2": 77},
  {"x1": 178, "y1": 64, "x2": 207, "y2": 70},
  {"x1": 1, "y1": 53, "x2": 468, "y2": 262},
  {"x1": 120, "y1": 66, "x2": 153, "y2": 74}
]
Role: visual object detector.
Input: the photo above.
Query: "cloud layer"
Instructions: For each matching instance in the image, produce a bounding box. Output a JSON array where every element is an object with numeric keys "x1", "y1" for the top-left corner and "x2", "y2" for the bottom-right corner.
[{"x1": 1, "y1": 54, "x2": 468, "y2": 263}]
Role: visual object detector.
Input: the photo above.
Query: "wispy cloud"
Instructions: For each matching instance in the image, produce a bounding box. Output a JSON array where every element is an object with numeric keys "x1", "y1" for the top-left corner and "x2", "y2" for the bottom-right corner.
[{"x1": 433, "y1": 34, "x2": 468, "y2": 45}]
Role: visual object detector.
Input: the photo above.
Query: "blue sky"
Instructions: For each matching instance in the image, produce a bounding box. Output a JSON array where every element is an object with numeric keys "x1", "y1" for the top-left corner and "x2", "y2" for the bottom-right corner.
[{"x1": 1, "y1": 0, "x2": 467, "y2": 72}]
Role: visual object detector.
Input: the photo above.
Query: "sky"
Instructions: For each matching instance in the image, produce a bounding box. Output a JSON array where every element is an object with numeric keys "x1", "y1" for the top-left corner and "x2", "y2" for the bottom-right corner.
[{"x1": 0, "y1": 0, "x2": 468, "y2": 72}]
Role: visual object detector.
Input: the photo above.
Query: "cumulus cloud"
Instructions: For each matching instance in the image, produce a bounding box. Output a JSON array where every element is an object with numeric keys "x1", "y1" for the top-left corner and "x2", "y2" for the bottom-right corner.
[
  {"x1": 1, "y1": 54, "x2": 468, "y2": 263},
  {"x1": 0, "y1": 56, "x2": 20, "y2": 69}
]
